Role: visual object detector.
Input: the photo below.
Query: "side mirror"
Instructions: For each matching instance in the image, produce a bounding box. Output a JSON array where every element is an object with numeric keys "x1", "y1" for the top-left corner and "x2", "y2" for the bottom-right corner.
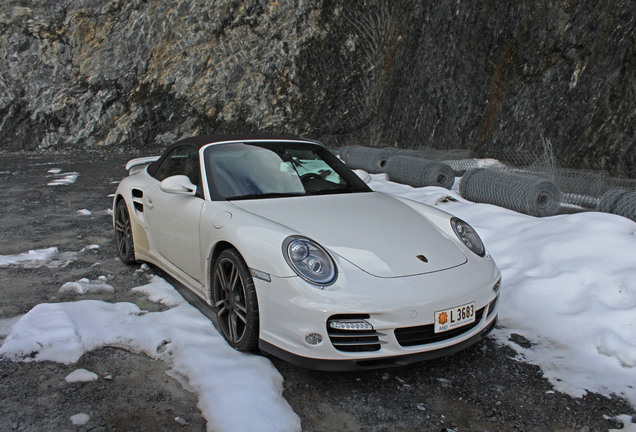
[
  {"x1": 354, "y1": 169, "x2": 371, "y2": 184},
  {"x1": 160, "y1": 175, "x2": 197, "y2": 195}
]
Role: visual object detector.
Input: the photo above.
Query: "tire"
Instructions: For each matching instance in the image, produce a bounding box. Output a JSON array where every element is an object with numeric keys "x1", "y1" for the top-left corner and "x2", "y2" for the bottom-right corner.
[
  {"x1": 114, "y1": 199, "x2": 136, "y2": 265},
  {"x1": 211, "y1": 249, "x2": 259, "y2": 352}
]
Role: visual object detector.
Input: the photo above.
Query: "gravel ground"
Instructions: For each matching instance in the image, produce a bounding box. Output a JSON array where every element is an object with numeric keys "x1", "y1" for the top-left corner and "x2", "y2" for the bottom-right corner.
[{"x1": 0, "y1": 151, "x2": 634, "y2": 431}]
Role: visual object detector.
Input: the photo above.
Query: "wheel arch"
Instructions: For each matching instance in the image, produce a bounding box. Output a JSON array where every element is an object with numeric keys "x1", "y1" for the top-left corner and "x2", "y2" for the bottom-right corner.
[
  {"x1": 113, "y1": 193, "x2": 126, "y2": 228},
  {"x1": 206, "y1": 240, "x2": 240, "y2": 295},
  {"x1": 114, "y1": 191, "x2": 152, "y2": 259}
]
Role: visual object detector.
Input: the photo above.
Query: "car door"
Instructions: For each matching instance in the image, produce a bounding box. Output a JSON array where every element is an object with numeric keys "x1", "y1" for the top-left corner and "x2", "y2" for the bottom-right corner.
[{"x1": 145, "y1": 144, "x2": 205, "y2": 283}]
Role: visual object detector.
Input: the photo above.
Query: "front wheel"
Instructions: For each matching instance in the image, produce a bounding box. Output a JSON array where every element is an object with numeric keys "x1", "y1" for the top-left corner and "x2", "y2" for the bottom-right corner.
[
  {"x1": 211, "y1": 249, "x2": 259, "y2": 351},
  {"x1": 114, "y1": 199, "x2": 136, "y2": 265}
]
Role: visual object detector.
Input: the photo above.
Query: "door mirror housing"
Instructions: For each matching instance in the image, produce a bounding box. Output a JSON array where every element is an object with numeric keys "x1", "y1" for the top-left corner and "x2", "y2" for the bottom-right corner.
[{"x1": 160, "y1": 175, "x2": 197, "y2": 195}]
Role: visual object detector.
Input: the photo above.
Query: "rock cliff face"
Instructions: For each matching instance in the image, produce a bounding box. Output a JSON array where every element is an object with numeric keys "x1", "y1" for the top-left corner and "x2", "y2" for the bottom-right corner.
[{"x1": 1, "y1": 0, "x2": 634, "y2": 177}]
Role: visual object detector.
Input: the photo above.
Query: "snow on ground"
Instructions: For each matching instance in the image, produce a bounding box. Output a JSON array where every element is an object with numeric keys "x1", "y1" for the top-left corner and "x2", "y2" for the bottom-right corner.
[
  {"x1": 1, "y1": 170, "x2": 635, "y2": 429},
  {"x1": 0, "y1": 275, "x2": 300, "y2": 432},
  {"x1": 0, "y1": 247, "x2": 78, "y2": 268},
  {"x1": 70, "y1": 413, "x2": 90, "y2": 426},
  {"x1": 59, "y1": 278, "x2": 114, "y2": 294},
  {"x1": 47, "y1": 171, "x2": 79, "y2": 186},
  {"x1": 76, "y1": 209, "x2": 92, "y2": 216},
  {"x1": 370, "y1": 173, "x2": 636, "y2": 406},
  {"x1": 65, "y1": 368, "x2": 98, "y2": 383}
]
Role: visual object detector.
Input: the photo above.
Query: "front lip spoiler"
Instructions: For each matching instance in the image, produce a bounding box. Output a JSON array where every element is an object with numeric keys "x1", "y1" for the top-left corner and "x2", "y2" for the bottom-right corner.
[{"x1": 259, "y1": 317, "x2": 498, "y2": 372}]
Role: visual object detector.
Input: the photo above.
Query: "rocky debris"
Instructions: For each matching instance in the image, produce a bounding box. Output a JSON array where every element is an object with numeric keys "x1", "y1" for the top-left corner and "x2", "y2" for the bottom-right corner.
[{"x1": 0, "y1": 1, "x2": 634, "y2": 178}]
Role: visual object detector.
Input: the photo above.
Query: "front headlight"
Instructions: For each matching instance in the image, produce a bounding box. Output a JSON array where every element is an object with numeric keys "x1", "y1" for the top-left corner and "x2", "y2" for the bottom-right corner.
[
  {"x1": 283, "y1": 236, "x2": 337, "y2": 286},
  {"x1": 451, "y1": 217, "x2": 486, "y2": 257}
]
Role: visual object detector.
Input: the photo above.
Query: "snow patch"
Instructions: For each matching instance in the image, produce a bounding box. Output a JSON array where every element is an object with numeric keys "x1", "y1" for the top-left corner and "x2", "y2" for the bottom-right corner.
[
  {"x1": 76, "y1": 209, "x2": 92, "y2": 216},
  {"x1": 369, "y1": 175, "x2": 636, "y2": 406},
  {"x1": 0, "y1": 278, "x2": 301, "y2": 432},
  {"x1": 0, "y1": 245, "x2": 101, "y2": 268},
  {"x1": 70, "y1": 413, "x2": 90, "y2": 426},
  {"x1": 65, "y1": 368, "x2": 98, "y2": 383},
  {"x1": 59, "y1": 278, "x2": 114, "y2": 294},
  {"x1": 132, "y1": 276, "x2": 185, "y2": 307},
  {"x1": 0, "y1": 247, "x2": 77, "y2": 268},
  {"x1": 48, "y1": 172, "x2": 79, "y2": 186}
]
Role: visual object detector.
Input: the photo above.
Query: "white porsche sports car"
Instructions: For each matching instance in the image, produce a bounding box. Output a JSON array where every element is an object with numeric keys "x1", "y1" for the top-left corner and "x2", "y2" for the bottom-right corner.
[{"x1": 113, "y1": 135, "x2": 501, "y2": 370}]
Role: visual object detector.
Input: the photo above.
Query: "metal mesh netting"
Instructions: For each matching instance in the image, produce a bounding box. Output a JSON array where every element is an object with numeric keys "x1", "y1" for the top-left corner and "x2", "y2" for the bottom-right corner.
[
  {"x1": 337, "y1": 142, "x2": 635, "y2": 219},
  {"x1": 441, "y1": 159, "x2": 483, "y2": 175},
  {"x1": 597, "y1": 189, "x2": 636, "y2": 221},
  {"x1": 492, "y1": 167, "x2": 610, "y2": 209},
  {"x1": 459, "y1": 169, "x2": 561, "y2": 217},
  {"x1": 340, "y1": 146, "x2": 393, "y2": 173},
  {"x1": 385, "y1": 155, "x2": 455, "y2": 189}
]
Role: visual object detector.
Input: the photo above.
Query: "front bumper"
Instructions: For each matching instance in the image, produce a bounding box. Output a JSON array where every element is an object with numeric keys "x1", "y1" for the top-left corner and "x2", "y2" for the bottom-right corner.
[
  {"x1": 255, "y1": 255, "x2": 501, "y2": 370},
  {"x1": 260, "y1": 317, "x2": 497, "y2": 371}
]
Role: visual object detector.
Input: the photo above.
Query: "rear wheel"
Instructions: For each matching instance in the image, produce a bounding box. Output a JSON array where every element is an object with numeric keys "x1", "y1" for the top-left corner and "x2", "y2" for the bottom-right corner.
[
  {"x1": 211, "y1": 249, "x2": 259, "y2": 351},
  {"x1": 114, "y1": 199, "x2": 136, "y2": 265}
]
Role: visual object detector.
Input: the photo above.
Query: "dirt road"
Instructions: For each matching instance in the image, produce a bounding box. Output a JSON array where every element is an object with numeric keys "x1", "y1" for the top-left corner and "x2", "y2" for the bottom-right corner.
[{"x1": 0, "y1": 152, "x2": 632, "y2": 431}]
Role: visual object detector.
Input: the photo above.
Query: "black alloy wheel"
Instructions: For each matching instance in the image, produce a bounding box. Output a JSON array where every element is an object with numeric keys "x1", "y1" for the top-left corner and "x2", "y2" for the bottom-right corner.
[
  {"x1": 212, "y1": 249, "x2": 259, "y2": 352},
  {"x1": 115, "y1": 200, "x2": 136, "y2": 264}
]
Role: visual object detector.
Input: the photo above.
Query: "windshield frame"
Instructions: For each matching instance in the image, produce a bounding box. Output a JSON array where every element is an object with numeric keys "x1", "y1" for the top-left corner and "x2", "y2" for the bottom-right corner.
[{"x1": 201, "y1": 139, "x2": 371, "y2": 201}]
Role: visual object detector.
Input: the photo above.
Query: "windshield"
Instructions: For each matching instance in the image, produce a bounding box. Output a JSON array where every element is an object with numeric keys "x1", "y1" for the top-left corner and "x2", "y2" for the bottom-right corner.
[{"x1": 203, "y1": 141, "x2": 371, "y2": 200}]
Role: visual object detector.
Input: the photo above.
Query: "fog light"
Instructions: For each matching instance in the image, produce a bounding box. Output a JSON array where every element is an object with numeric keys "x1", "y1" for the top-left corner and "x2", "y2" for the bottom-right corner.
[
  {"x1": 328, "y1": 319, "x2": 374, "y2": 331},
  {"x1": 305, "y1": 333, "x2": 323, "y2": 345}
]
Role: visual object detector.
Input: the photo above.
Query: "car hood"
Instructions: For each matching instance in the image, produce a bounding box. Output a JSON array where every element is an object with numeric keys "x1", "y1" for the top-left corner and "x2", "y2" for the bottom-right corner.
[{"x1": 231, "y1": 192, "x2": 467, "y2": 278}]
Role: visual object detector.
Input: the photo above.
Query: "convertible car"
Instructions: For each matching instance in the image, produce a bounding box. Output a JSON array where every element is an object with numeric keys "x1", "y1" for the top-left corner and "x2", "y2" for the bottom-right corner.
[{"x1": 113, "y1": 135, "x2": 501, "y2": 370}]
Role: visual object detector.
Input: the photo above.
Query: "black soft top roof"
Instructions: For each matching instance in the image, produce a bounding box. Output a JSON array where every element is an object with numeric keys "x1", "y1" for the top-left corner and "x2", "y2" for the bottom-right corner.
[
  {"x1": 170, "y1": 134, "x2": 322, "y2": 149},
  {"x1": 148, "y1": 134, "x2": 323, "y2": 176}
]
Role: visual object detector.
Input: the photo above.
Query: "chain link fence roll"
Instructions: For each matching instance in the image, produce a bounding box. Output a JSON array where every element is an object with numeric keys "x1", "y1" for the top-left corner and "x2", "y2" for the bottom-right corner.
[
  {"x1": 341, "y1": 146, "x2": 393, "y2": 173},
  {"x1": 385, "y1": 155, "x2": 455, "y2": 189},
  {"x1": 597, "y1": 189, "x2": 636, "y2": 222},
  {"x1": 459, "y1": 168, "x2": 561, "y2": 217}
]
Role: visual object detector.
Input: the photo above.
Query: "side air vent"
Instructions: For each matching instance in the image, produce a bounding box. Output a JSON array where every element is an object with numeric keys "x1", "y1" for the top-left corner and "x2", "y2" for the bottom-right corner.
[{"x1": 131, "y1": 189, "x2": 144, "y2": 212}]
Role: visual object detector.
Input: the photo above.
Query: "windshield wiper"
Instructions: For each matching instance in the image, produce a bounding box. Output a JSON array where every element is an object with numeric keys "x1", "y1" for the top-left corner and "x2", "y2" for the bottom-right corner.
[{"x1": 225, "y1": 192, "x2": 305, "y2": 201}]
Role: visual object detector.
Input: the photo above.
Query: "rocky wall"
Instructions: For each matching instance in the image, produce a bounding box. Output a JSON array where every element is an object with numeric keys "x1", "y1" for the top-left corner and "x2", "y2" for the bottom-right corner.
[{"x1": 0, "y1": 0, "x2": 634, "y2": 177}]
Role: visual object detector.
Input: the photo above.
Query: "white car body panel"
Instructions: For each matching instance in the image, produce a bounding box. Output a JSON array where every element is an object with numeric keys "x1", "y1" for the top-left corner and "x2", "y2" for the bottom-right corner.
[
  {"x1": 144, "y1": 182, "x2": 205, "y2": 282},
  {"x1": 232, "y1": 192, "x2": 468, "y2": 278},
  {"x1": 113, "y1": 136, "x2": 501, "y2": 370}
]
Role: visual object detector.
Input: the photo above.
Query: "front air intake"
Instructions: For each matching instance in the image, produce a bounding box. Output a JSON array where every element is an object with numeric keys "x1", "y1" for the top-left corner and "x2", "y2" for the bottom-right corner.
[
  {"x1": 327, "y1": 314, "x2": 383, "y2": 352},
  {"x1": 394, "y1": 307, "x2": 485, "y2": 347}
]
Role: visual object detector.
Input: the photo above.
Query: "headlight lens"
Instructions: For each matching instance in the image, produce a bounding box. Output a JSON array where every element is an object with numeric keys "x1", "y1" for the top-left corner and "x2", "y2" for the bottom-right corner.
[
  {"x1": 283, "y1": 236, "x2": 337, "y2": 286},
  {"x1": 451, "y1": 217, "x2": 486, "y2": 257}
]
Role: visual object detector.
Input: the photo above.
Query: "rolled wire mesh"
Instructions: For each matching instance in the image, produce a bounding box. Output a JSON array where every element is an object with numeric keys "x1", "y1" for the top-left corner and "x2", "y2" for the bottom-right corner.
[
  {"x1": 597, "y1": 189, "x2": 636, "y2": 222},
  {"x1": 459, "y1": 168, "x2": 561, "y2": 217},
  {"x1": 385, "y1": 155, "x2": 455, "y2": 189},
  {"x1": 341, "y1": 146, "x2": 393, "y2": 173},
  {"x1": 338, "y1": 144, "x2": 634, "y2": 216},
  {"x1": 394, "y1": 148, "x2": 440, "y2": 160}
]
